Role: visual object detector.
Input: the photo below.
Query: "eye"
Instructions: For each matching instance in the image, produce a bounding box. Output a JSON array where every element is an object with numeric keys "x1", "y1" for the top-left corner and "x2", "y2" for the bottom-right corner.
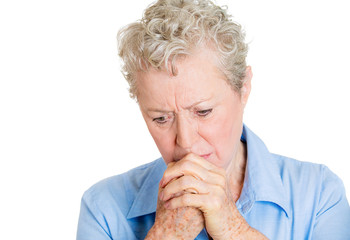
[
  {"x1": 152, "y1": 116, "x2": 168, "y2": 124},
  {"x1": 196, "y1": 109, "x2": 212, "y2": 117}
]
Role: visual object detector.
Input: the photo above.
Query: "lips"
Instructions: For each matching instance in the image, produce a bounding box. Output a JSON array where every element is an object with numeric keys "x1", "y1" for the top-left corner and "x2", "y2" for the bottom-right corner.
[
  {"x1": 173, "y1": 153, "x2": 212, "y2": 161},
  {"x1": 200, "y1": 153, "x2": 211, "y2": 159}
]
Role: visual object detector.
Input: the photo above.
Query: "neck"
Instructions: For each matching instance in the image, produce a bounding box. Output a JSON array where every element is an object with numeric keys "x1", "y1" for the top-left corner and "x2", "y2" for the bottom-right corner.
[{"x1": 226, "y1": 140, "x2": 247, "y2": 202}]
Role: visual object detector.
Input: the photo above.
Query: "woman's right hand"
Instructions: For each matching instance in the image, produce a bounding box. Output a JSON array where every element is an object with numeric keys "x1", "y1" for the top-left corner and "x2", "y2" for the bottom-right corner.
[{"x1": 145, "y1": 183, "x2": 205, "y2": 240}]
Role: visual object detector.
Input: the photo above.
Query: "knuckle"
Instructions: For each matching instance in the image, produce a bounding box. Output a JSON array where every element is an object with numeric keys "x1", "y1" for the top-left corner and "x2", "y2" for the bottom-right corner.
[
  {"x1": 167, "y1": 161, "x2": 175, "y2": 167},
  {"x1": 219, "y1": 177, "x2": 226, "y2": 187},
  {"x1": 181, "y1": 194, "x2": 191, "y2": 205},
  {"x1": 162, "y1": 187, "x2": 169, "y2": 196},
  {"x1": 210, "y1": 197, "x2": 222, "y2": 210},
  {"x1": 180, "y1": 159, "x2": 191, "y2": 170},
  {"x1": 210, "y1": 186, "x2": 221, "y2": 197},
  {"x1": 179, "y1": 177, "x2": 188, "y2": 188},
  {"x1": 203, "y1": 184, "x2": 209, "y2": 194},
  {"x1": 217, "y1": 168, "x2": 227, "y2": 178},
  {"x1": 162, "y1": 169, "x2": 170, "y2": 178},
  {"x1": 186, "y1": 152, "x2": 196, "y2": 159},
  {"x1": 203, "y1": 172, "x2": 209, "y2": 181}
]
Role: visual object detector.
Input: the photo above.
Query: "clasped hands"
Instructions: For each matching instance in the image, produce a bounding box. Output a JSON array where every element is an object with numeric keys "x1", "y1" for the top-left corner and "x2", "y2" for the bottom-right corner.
[{"x1": 146, "y1": 153, "x2": 264, "y2": 240}]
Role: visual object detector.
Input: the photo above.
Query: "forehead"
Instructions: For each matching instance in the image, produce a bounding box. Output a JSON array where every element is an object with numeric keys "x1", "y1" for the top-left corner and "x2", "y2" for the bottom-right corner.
[{"x1": 136, "y1": 49, "x2": 232, "y2": 110}]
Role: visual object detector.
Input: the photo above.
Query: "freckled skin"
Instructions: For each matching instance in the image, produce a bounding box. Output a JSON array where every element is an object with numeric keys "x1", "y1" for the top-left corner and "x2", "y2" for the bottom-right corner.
[
  {"x1": 155, "y1": 153, "x2": 267, "y2": 240},
  {"x1": 146, "y1": 154, "x2": 268, "y2": 240},
  {"x1": 145, "y1": 187, "x2": 204, "y2": 240}
]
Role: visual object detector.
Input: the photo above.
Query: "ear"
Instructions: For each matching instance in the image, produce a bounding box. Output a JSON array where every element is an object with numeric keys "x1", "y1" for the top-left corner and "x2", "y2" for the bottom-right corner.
[{"x1": 240, "y1": 66, "x2": 252, "y2": 106}]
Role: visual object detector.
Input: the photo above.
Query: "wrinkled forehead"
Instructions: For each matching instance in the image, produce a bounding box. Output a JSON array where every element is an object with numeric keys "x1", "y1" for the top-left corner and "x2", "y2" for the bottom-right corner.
[{"x1": 135, "y1": 50, "x2": 233, "y2": 110}]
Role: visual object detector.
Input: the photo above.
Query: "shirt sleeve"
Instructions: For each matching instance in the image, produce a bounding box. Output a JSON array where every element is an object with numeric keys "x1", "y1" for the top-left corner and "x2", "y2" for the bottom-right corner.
[
  {"x1": 312, "y1": 166, "x2": 350, "y2": 239},
  {"x1": 76, "y1": 190, "x2": 113, "y2": 240}
]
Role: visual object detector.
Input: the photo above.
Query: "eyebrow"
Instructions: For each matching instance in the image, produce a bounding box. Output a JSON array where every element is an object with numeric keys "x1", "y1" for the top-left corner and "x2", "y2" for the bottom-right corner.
[{"x1": 146, "y1": 98, "x2": 211, "y2": 113}]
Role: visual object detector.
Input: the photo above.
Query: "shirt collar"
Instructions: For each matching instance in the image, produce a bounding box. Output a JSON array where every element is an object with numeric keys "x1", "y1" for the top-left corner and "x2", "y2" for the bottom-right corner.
[
  {"x1": 127, "y1": 124, "x2": 291, "y2": 219},
  {"x1": 126, "y1": 158, "x2": 166, "y2": 219},
  {"x1": 238, "y1": 124, "x2": 291, "y2": 217}
]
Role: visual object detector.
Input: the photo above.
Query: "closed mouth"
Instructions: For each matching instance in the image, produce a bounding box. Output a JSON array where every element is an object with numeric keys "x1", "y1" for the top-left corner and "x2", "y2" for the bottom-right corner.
[{"x1": 200, "y1": 153, "x2": 211, "y2": 159}]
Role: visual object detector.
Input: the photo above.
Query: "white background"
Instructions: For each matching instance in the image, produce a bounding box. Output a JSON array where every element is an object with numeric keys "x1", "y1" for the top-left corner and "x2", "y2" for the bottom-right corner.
[{"x1": 0, "y1": 0, "x2": 349, "y2": 239}]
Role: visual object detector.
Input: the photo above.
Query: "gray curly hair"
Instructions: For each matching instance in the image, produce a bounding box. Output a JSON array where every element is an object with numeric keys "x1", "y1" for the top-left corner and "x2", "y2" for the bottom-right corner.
[{"x1": 117, "y1": 0, "x2": 248, "y2": 99}]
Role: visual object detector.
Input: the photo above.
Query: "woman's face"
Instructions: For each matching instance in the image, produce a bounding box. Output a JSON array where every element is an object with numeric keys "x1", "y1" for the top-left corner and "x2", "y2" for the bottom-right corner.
[{"x1": 136, "y1": 49, "x2": 251, "y2": 169}]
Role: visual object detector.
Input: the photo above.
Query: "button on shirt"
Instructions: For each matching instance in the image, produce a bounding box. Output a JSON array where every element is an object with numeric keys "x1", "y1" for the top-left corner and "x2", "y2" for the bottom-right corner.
[{"x1": 77, "y1": 125, "x2": 350, "y2": 239}]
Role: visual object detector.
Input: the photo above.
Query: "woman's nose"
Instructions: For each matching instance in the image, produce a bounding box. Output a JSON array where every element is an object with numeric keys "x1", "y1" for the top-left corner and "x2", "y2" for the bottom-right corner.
[{"x1": 175, "y1": 115, "x2": 198, "y2": 150}]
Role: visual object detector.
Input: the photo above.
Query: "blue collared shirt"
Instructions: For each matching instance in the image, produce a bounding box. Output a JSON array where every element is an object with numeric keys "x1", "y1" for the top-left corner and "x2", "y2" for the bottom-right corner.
[{"x1": 77, "y1": 125, "x2": 350, "y2": 239}]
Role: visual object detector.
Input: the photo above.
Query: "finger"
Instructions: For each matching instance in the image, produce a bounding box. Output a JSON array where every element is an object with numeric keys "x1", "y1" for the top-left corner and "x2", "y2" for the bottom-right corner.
[
  {"x1": 161, "y1": 175, "x2": 209, "y2": 201},
  {"x1": 182, "y1": 153, "x2": 217, "y2": 170},
  {"x1": 164, "y1": 187, "x2": 225, "y2": 213},
  {"x1": 161, "y1": 161, "x2": 226, "y2": 189},
  {"x1": 171, "y1": 152, "x2": 226, "y2": 179},
  {"x1": 182, "y1": 153, "x2": 227, "y2": 178},
  {"x1": 161, "y1": 159, "x2": 208, "y2": 188},
  {"x1": 183, "y1": 153, "x2": 227, "y2": 186},
  {"x1": 164, "y1": 193, "x2": 204, "y2": 210}
]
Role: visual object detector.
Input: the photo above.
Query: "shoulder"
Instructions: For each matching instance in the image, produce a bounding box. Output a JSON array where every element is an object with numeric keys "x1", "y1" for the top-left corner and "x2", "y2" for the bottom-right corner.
[
  {"x1": 271, "y1": 153, "x2": 341, "y2": 190},
  {"x1": 271, "y1": 153, "x2": 347, "y2": 214},
  {"x1": 81, "y1": 158, "x2": 163, "y2": 216},
  {"x1": 271, "y1": 153, "x2": 324, "y2": 179},
  {"x1": 77, "y1": 158, "x2": 164, "y2": 239},
  {"x1": 271, "y1": 153, "x2": 341, "y2": 187}
]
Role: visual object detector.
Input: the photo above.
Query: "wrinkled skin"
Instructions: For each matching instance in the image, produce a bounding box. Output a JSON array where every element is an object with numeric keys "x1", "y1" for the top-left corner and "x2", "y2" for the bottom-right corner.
[
  {"x1": 146, "y1": 153, "x2": 267, "y2": 240},
  {"x1": 146, "y1": 185, "x2": 204, "y2": 240},
  {"x1": 160, "y1": 153, "x2": 251, "y2": 240},
  {"x1": 146, "y1": 174, "x2": 204, "y2": 239}
]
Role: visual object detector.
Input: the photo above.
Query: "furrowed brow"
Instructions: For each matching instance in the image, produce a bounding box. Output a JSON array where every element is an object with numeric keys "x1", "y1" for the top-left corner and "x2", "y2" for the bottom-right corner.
[
  {"x1": 145, "y1": 97, "x2": 211, "y2": 113},
  {"x1": 147, "y1": 109, "x2": 172, "y2": 113},
  {"x1": 184, "y1": 98, "x2": 211, "y2": 109}
]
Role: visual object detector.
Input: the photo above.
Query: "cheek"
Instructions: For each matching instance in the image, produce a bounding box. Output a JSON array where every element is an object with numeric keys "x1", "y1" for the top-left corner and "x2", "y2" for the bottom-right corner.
[{"x1": 200, "y1": 106, "x2": 243, "y2": 166}]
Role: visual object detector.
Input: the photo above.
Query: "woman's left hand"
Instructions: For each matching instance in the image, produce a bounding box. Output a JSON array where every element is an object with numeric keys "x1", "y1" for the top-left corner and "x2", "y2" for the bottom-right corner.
[{"x1": 159, "y1": 153, "x2": 267, "y2": 240}]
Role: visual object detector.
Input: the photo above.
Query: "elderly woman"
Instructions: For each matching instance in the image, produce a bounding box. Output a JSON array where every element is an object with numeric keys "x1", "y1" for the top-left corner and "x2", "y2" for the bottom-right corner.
[{"x1": 77, "y1": 0, "x2": 350, "y2": 239}]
